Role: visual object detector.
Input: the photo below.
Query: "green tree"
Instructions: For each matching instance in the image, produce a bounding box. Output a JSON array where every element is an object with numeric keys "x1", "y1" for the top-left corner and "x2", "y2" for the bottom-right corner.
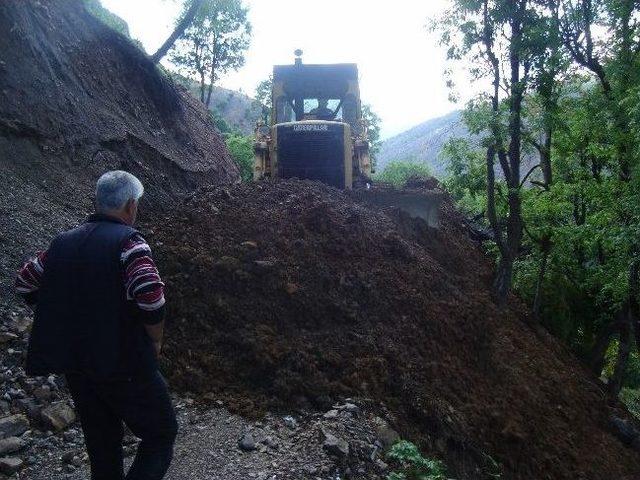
[
  {"x1": 170, "y1": 0, "x2": 251, "y2": 107},
  {"x1": 442, "y1": 137, "x2": 486, "y2": 216},
  {"x1": 151, "y1": 0, "x2": 206, "y2": 63},
  {"x1": 362, "y1": 104, "x2": 382, "y2": 169},
  {"x1": 438, "y1": 0, "x2": 640, "y2": 398},
  {"x1": 84, "y1": 0, "x2": 131, "y2": 37},
  {"x1": 433, "y1": 0, "x2": 556, "y2": 301},
  {"x1": 254, "y1": 75, "x2": 273, "y2": 124},
  {"x1": 226, "y1": 134, "x2": 253, "y2": 182},
  {"x1": 376, "y1": 160, "x2": 431, "y2": 187}
]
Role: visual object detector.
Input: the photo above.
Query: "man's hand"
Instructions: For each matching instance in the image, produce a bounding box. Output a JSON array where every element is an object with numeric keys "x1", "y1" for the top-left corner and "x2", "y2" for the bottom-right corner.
[
  {"x1": 152, "y1": 340, "x2": 162, "y2": 358},
  {"x1": 144, "y1": 321, "x2": 165, "y2": 359}
]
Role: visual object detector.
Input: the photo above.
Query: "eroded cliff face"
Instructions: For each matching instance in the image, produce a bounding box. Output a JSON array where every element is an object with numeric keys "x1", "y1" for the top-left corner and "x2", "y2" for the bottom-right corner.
[{"x1": 0, "y1": 0, "x2": 239, "y2": 299}]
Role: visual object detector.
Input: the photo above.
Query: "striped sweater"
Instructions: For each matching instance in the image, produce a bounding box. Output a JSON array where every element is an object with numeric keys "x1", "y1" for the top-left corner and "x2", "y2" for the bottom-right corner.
[{"x1": 16, "y1": 234, "x2": 165, "y2": 322}]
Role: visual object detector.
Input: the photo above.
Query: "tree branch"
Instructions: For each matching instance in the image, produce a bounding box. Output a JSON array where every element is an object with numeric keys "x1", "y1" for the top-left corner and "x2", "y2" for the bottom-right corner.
[
  {"x1": 151, "y1": 0, "x2": 206, "y2": 64},
  {"x1": 520, "y1": 164, "x2": 542, "y2": 188}
]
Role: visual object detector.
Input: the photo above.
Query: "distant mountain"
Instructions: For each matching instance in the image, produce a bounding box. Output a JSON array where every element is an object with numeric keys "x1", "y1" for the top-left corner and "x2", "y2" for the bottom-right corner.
[
  {"x1": 195, "y1": 85, "x2": 262, "y2": 135},
  {"x1": 171, "y1": 74, "x2": 262, "y2": 135},
  {"x1": 378, "y1": 110, "x2": 470, "y2": 177}
]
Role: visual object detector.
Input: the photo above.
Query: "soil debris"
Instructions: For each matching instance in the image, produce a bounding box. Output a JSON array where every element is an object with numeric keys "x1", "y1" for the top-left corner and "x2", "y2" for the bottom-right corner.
[{"x1": 151, "y1": 179, "x2": 640, "y2": 480}]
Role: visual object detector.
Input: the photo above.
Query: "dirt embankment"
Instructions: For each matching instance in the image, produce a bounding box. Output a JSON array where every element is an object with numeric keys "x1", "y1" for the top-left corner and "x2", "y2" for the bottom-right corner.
[
  {"x1": 0, "y1": 0, "x2": 238, "y2": 304},
  {"x1": 151, "y1": 180, "x2": 640, "y2": 480}
]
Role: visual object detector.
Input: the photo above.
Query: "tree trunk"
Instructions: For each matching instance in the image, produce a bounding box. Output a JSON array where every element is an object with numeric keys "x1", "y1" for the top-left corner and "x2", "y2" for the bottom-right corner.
[
  {"x1": 630, "y1": 261, "x2": 640, "y2": 347},
  {"x1": 588, "y1": 315, "x2": 621, "y2": 376},
  {"x1": 609, "y1": 309, "x2": 632, "y2": 397},
  {"x1": 151, "y1": 0, "x2": 206, "y2": 63},
  {"x1": 494, "y1": 255, "x2": 514, "y2": 303},
  {"x1": 532, "y1": 237, "x2": 551, "y2": 321},
  {"x1": 493, "y1": 0, "x2": 525, "y2": 303},
  {"x1": 199, "y1": 71, "x2": 206, "y2": 104},
  {"x1": 607, "y1": 259, "x2": 640, "y2": 396},
  {"x1": 205, "y1": 65, "x2": 216, "y2": 108},
  {"x1": 540, "y1": 126, "x2": 552, "y2": 186}
]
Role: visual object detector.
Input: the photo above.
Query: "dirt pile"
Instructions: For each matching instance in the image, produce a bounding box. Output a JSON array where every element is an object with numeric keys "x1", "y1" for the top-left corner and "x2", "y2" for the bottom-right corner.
[
  {"x1": 152, "y1": 179, "x2": 640, "y2": 480},
  {"x1": 0, "y1": 0, "x2": 238, "y2": 303}
]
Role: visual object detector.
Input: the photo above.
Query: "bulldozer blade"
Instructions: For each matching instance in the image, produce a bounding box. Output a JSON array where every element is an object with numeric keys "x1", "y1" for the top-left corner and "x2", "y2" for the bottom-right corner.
[{"x1": 351, "y1": 187, "x2": 445, "y2": 228}]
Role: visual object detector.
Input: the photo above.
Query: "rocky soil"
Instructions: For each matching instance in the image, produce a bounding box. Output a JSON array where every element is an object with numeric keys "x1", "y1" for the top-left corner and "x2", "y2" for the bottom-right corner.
[
  {"x1": 149, "y1": 179, "x2": 640, "y2": 480},
  {"x1": 0, "y1": 310, "x2": 400, "y2": 480}
]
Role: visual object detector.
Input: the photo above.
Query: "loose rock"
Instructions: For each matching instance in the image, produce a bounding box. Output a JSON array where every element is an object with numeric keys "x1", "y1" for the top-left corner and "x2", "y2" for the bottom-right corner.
[
  {"x1": 0, "y1": 437, "x2": 25, "y2": 456},
  {"x1": 322, "y1": 431, "x2": 349, "y2": 457},
  {"x1": 372, "y1": 417, "x2": 399, "y2": 449},
  {"x1": 239, "y1": 432, "x2": 257, "y2": 451},
  {"x1": 0, "y1": 456, "x2": 23, "y2": 475},
  {"x1": 0, "y1": 415, "x2": 29, "y2": 438},
  {"x1": 41, "y1": 402, "x2": 76, "y2": 431}
]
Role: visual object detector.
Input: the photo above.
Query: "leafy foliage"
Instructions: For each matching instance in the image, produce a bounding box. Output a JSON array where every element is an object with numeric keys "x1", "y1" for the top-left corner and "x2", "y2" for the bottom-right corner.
[
  {"x1": 84, "y1": 0, "x2": 131, "y2": 37},
  {"x1": 376, "y1": 161, "x2": 432, "y2": 187},
  {"x1": 442, "y1": 137, "x2": 486, "y2": 215},
  {"x1": 620, "y1": 387, "x2": 640, "y2": 420},
  {"x1": 437, "y1": 0, "x2": 640, "y2": 394},
  {"x1": 254, "y1": 75, "x2": 273, "y2": 124},
  {"x1": 362, "y1": 104, "x2": 382, "y2": 167},
  {"x1": 225, "y1": 134, "x2": 253, "y2": 182},
  {"x1": 170, "y1": 0, "x2": 251, "y2": 106},
  {"x1": 209, "y1": 109, "x2": 234, "y2": 135},
  {"x1": 386, "y1": 441, "x2": 448, "y2": 480}
]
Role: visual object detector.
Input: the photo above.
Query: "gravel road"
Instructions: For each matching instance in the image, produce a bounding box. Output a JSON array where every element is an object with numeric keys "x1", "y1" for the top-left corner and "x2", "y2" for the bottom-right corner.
[{"x1": 21, "y1": 398, "x2": 393, "y2": 480}]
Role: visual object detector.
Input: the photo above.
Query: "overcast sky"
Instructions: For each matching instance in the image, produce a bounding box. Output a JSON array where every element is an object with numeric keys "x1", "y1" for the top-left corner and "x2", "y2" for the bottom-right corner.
[{"x1": 101, "y1": 0, "x2": 470, "y2": 138}]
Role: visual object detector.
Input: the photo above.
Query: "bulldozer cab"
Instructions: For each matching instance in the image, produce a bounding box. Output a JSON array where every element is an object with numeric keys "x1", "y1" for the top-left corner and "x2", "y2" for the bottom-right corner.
[{"x1": 271, "y1": 61, "x2": 362, "y2": 132}]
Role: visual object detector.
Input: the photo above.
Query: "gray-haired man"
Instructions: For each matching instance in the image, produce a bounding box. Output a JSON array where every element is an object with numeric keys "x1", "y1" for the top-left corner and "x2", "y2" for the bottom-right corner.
[{"x1": 16, "y1": 171, "x2": 177, "y2": 480}]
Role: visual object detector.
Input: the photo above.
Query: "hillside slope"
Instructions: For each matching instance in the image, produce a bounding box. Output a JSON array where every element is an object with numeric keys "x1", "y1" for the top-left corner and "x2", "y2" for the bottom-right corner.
[
  {"x1": 378, "y1": 111, "x2": 469, "y2": 176},
  {"x1": 0, "y1": 0, "x2": 238, "y2": 304},
  {"x1": 170, "y1": 73, "x2": 262, "y2": 135},
  {"x1": 196, "y1": 84, "x2": 262, "y2": 135}
]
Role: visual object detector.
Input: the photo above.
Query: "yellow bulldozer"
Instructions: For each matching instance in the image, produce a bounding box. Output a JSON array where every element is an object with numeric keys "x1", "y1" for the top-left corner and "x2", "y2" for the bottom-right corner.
[{"x1": 253, "y1": 51, "x2": 443, "y2": 227}]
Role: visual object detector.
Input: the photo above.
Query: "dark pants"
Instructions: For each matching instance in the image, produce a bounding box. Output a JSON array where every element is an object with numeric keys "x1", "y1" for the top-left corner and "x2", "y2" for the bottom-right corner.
[{"x1": 66, "y1": 370, "x2": 178, "y2": 480}]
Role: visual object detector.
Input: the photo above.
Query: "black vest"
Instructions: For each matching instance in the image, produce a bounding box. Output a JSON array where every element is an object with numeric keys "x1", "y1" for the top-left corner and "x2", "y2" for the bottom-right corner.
[{"x1": 26, "y1": 215, "x2": 157, "y2": 379}]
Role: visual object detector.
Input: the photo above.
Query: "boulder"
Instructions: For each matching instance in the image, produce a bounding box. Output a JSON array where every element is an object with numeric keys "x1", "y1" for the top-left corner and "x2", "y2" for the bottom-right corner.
[
  {"x1": 33, "y1": 385, "x2": 52, "y2": 402},
  {"x1": 0, "y1": 415, "x2": 29, "y2": 438},
  {"x1": 322, "y1": 431, "x2": 349, "y2": 457},
  {"x1": 0, "y1": 456, "x2": 23, "y2": 475},
  {"x1": 0, "y1": 332, "x2": 18, "y2": 344},
  {"x1": 14, "y1": 398, "x2": 41, "y2": 423},
  {"x1": 41, "y1": 402, "x2": 76, "y2": 431},
  {"x1": 372, "y1": 417, "x2": 400, "y2": 449},
  {"x1": 0, "y1": 437, "x2": 25, "y2": 456},
  {"x1": 238, "y1": 432, "x2": 257, "y2": 451},
  {"x1": 282, "y1": 416, "x2": 297, "y2": 429},
  {"x1": 323, "y1": 409, "x2": 339, "y2": 420}
]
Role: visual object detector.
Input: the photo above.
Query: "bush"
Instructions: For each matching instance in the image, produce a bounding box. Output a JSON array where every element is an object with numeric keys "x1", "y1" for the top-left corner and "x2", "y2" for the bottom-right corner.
[
  {"x1": 376, "y1": 161, "x2": 432, "y2": 188},
  {"x1": 84, "y1": 0, "x2": 131, "y2": 38},
  {"x1": 386, "y1": 440, "x2": 448, "y2": 480},
  {"x1": 620, "y1": 388, "x2": 640, "y2": 420},
  {"x1": 208, "y1": 110, "x2": 233, "y2": 135},
  {"x1": 226, "y1": 135, "x2": 254, "y2": 182}
]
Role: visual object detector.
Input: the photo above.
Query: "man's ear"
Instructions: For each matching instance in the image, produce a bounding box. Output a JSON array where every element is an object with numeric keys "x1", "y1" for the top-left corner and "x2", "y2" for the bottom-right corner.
[{"x1": 125, "y1": 199, "x2": 136, "y2": 216}]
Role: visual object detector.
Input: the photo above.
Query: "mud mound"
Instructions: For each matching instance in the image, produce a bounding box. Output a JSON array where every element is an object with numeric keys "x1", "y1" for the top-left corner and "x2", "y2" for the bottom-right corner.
[
  {"x1": 152, "y1": 180, "x2": 640, "y2": 480},
  {"x1": 0, "y1": 1, "x2": 238, "y2": 303}
]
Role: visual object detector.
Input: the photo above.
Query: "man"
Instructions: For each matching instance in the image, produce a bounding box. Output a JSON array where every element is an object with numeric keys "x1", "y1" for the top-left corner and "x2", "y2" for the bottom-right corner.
[
  {"x1": 15, "y1": 170, "x2": 177, "y2": 480},
  {"x1": 309, "y1": 98, "x2": 335, "y2": 120}
]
